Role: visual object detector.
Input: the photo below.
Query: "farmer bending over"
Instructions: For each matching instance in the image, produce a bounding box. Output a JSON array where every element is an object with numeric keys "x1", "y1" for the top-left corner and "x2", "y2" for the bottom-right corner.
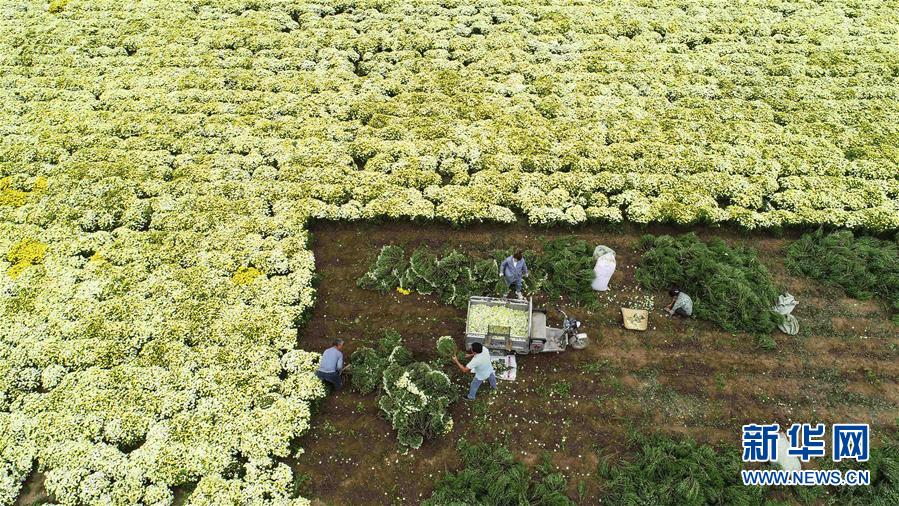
[
  {"x1": 665, "y1": 288, "x2": 693, "y2": 317},
  {"x1": 452, "y1": 342, "x2": 496, "y2": 400},
  {"x1": 316, "y1": 338, "x2": 348, "y2": 391},
  {"x1": 500, "y1": 250, "x2": 528, "y2": 299}
]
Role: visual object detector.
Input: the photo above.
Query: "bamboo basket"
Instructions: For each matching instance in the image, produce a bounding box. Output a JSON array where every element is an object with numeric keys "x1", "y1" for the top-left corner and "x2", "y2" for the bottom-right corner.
[{"x1": 621, "y1": 307, "x2": 649, "y2": 331}]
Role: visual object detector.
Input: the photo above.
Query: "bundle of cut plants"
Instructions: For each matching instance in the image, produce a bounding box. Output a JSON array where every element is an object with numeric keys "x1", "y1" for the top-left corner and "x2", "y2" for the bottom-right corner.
[
  {"x1": 527, "y1": 236, "x2": 597, "y2": 307},
  {"x1": 359, "y1": 245, "x2": 502, "y2": 308},
  {"x1": 424, "y1": 440, "x2": 574, "y2": 505},
  {"x1": 786, "y1": 228, "x2": 899, "y2": 324},
  {"x1": 379, "y1": 361, "x2": 457, "y2": 449},
  {"x1": 358, "y1": 240, "x2": 600, "y2": 309},
  {"x1": 436, "y1": 335, "x2": 461, "y2": 362},
  {"x1": 356, "y1": 245, "x2": 407, "y2": 293},
  {"x1": 635, "y1": 234, "x2": 783, "y2": 334},
  {"x1": 351, "y1": 330, "x2": 456, "y2": 449},
  {"x1": 349, "y1": 329, "x2": 411, "y2": 395},
  {"x1": 599, "y1": 433, "x2": 766, "y2": 505}
]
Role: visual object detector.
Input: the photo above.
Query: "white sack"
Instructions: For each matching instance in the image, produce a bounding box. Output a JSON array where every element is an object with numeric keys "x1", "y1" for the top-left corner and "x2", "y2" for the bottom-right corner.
[{"x1": 591, "y1": 246, "x2": 616, "y2": 291}]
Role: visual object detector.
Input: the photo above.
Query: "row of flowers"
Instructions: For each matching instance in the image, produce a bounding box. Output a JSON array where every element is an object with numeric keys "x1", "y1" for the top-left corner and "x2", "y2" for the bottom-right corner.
[{"x1": 2, "y1": 170, "x2": 895, "y2": 231}]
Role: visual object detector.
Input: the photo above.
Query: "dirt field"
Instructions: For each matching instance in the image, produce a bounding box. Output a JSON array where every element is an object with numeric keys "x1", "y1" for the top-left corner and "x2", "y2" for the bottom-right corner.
[{"x1": 293, "y1": 221, "x2": 898, "y2": 505}]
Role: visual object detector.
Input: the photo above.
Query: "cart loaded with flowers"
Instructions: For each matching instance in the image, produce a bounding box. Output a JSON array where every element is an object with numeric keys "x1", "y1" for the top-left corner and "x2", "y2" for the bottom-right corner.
[{"x1": 464, "y1": 296, "x2": 588, "y2": 355}]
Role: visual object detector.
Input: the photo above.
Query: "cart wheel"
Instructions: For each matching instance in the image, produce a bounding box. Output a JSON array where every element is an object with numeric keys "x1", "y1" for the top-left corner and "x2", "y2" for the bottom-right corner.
[{"x1": 571, "y1": 334, "x2": 588, "y2": 350}]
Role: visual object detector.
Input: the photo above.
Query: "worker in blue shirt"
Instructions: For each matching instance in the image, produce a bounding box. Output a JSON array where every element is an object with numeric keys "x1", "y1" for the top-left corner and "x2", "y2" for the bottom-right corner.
[
  {"x1": 316, "y1": 339, "x2": 347, "y2": 391},
  {"x1": 499, "y1": 250, "x2": 528, "y2": 299}
]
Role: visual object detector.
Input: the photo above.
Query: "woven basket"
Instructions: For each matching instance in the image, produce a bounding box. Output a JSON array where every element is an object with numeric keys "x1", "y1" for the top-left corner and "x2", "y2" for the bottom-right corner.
[{"x1": 621, "y1": 307, "x2": 649, "y2": 331}]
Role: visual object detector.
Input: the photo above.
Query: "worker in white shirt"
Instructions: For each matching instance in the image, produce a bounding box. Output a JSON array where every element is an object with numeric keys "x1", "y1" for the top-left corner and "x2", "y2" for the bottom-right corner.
[{"x1": 451, "y1": 342, "x2": 496, "y2": 400}]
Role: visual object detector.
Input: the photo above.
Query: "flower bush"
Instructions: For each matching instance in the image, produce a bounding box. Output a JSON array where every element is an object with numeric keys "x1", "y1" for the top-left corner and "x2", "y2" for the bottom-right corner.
[
  {"x1": 5, "y1": 238, "x2": 47, "y2": 279},
  {"x1": 1, "y1": 0, "x2": 898, "y2": 502}
]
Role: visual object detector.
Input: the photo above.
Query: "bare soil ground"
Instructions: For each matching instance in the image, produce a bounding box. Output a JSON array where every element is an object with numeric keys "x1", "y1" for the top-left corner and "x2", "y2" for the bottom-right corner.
[{"x1": 293, "y1": 221, "x2": 898, "y2": 505}]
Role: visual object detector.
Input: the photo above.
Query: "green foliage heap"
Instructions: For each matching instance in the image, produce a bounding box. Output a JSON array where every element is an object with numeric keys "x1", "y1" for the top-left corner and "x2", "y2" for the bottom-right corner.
[
  {"x1": 402, "y1": 247, "x2": 439, "y2": 295},
  {"x1": 350, "y1": 330, "x2": 456, "y2": 449},
  {"x1": 356, "y1": 245, "x2": 407, "y2": 293},
  {"x1": 424, "y1": 441, "x2": 574, "y2": 505},
  {"x1": 786, "y1": 229, "x2": 899, "y2": 323},
  {"x1": 600, "y1": 433, "x2": 899, "y2": 505},
  {"x1": 829, "y1": 435, "x2": 899, "y2": 505},
  {"x1": 349, "y1": 329, "x2": 410, "y2": 395},
  {"x1": 767, "y1": 434, "x2": 899, "y2": 505},
  {"x1": 379, "y1": 360, "x2": 457, "y2": 449},
  {"x1": 635, "y1": 234, "x2": 782, "y2": 334},
  {"x1": 600, "y1": 434, "x2": 766, "y2": 506},
  {"x1": 359, "y1": 245, "x2": 503, "y2": 307},
  {"x1": 526, "y1": 237, "x2": 597, "y2": 306},
  {"x1": 358, "y1": 237, "x2": 597, "y2": 307}
]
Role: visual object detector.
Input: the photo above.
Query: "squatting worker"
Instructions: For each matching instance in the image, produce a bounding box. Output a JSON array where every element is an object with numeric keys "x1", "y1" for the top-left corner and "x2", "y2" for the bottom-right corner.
[
  {"x1": 665, "y1": 287, "x2": 693, "y2": 317},
  {"x1": 499, "y1": 250, "x2": 529, "y2": 299},
  {"x1": 452, "y1": 342, "x2": 497, "y2": 400},
  {"x1": 316, "y1": 338, "x2": 348, "y2": 391}
]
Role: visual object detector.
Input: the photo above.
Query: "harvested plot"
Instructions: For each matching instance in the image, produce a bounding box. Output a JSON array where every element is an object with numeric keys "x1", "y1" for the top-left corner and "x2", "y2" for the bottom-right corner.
[{"x1": 292, "y1": 222, "x2": 898, "y2": 505}]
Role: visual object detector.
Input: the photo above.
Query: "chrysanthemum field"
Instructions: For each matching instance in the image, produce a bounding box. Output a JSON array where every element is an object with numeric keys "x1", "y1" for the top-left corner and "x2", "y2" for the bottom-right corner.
[{"x1": 1, "y1": 0, "x2": 897, "y2": 504}]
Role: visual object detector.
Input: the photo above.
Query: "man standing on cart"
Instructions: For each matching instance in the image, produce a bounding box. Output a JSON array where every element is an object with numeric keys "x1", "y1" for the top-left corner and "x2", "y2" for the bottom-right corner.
[
  {"x1": 452, "y1": 342, "x2": 497, "y2": 400},
  {"x1": 499, "y1": 250, "x2": 528, "y2": 299}
]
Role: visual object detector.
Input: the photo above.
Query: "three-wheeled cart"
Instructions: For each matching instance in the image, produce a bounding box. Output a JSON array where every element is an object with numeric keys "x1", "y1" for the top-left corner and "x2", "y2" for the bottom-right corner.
[{"x1": 464, "y1": 296, "x2": 588, "y2": 355}]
